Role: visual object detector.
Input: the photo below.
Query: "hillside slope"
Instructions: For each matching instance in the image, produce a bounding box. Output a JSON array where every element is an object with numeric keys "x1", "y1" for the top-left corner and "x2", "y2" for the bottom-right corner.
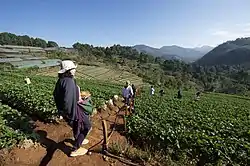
[
  {"x1": 160, "y1": 45, "x2": 204, "y2": 62},
  {"x1": 133, "y1": 45, "x2": 212, "y2": 62},
  {"x1": 196, "y1": 37, "x2": 250, "y2": 66}
]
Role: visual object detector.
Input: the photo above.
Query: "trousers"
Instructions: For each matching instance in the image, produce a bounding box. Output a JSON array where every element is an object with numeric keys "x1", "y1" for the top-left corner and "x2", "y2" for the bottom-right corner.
[{"x1": 72, "y1": 111, "x2": 91, "y2": 150}]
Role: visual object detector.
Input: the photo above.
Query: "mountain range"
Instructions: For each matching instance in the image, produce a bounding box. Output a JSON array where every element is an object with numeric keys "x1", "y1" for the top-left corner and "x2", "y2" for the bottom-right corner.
[
  {"x1": 2, "y1": 32, "x2": 250, "y2": 67},
  {"x1": 133, "y1": 45, "x2": 213, "y2": 62}
]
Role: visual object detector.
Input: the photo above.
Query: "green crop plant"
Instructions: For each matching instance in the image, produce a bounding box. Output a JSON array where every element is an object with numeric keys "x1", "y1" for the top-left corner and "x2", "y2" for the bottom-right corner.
[
  {"x1": 0, "y1": 103, "x2": 38, "y2": 149},
  {"x1": 127, "y1": 91, "x2": 250, "y2": 165},
  {"x1": 0, "y1": 71, "x2": 121, "y2": 121}
]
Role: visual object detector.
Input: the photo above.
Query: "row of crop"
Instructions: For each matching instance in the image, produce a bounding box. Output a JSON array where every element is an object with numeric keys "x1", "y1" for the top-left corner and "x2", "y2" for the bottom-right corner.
[
  {"x1": 0, "y1": 71, "x2": 121, "y2": 121},
  {"x1": 0, "y1": 102, "x2": 38, "y2": 149},
  {"x1": 127, "y1": 93, "x2": 250, "y2": 165}
]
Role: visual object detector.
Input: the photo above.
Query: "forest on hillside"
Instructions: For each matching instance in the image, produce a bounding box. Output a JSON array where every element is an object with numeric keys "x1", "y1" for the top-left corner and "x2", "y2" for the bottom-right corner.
[
  {"x1": 0, "y1": 32, "x2": 58, "y2": 48},
  {"x1": 1, "y1": 32, "x2": 250, "y2": 96},
  {"x1": 197, "y1": 37, "x2": 250, "y2": 66},
  {"x1": 72, "y1": 42, "x2": 250, "y2": 95}
]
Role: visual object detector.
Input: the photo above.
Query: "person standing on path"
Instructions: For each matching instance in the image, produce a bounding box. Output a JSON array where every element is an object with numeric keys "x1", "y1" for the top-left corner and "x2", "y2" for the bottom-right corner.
[
  {"x1": 53, "y1": 60, "x2": 91, "y2": 157},
  {"x1": 122, "y1": 81, "x2": 134, "y2": 109}
]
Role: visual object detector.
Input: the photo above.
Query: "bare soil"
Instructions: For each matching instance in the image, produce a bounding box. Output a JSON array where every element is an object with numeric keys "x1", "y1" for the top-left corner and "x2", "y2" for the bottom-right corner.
[{"x1": 0, "y1": 102, "x2": 130, "y2": 166}]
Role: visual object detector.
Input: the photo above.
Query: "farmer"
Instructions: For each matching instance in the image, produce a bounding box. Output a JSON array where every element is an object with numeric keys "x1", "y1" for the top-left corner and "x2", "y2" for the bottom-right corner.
[
  {"x1": 131, "y1": 84, "x2": 136, "y2": 98},
  {"x1": 53, "y1": 60, "x2": 91, "y2": 157},
  {"x1": 159, "y1": 89, "x2": 165, "y2": 96},
  {"x1": 131, "y1": 84, "x2": 137, "y2": 112},
  {"x1": 122, "y1": 81, "x2": 134, "y2": 108},
  {"x1": 177, "y1": 88, "x2": 182, "y2": 99},
  {"x1": 195, "y1": 91, "x2": 201, "y2": 100},
  {"x1": 150, "y1": 85, "x2": 155, "y2": 95}
]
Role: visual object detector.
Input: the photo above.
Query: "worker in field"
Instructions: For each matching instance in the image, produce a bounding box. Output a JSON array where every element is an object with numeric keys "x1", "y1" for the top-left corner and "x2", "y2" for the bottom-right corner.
[
  {"x1": 122, "y1": 81, "x2": 134, "y2": 109},
  {"x1": 177, "y1": 88, "x2": 182, "y2": 99},
  {"x1": 131, "y1": 84, "x2": 136, "y2": 112},
  {"x1": 53, "y1": 60, "x2": 91, "y2": 157},
  {"x1": 131, "y1": 84, "x2": 136, "y2": 98},
  {"x1": 159, "y1": 89, "x2": 165, "y2": 96},
  {"x1": 150, "y1": 85, "x2": 155, "y2": 95},
  {"x1": 195, "y1": 91, "x2": 201, "y2": 100}
]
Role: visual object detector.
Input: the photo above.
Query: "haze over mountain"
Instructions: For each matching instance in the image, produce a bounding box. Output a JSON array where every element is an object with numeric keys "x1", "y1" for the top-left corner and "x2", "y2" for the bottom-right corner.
[
  {"x1": 193, "y1": 46, "x2": 214, "y2": 54},
  {"x1": 133, "y1": 45, "x2": 213, "y2": 63},
  {"x1": 196, "y1": 37, "x2": 250, "y2": 66}
]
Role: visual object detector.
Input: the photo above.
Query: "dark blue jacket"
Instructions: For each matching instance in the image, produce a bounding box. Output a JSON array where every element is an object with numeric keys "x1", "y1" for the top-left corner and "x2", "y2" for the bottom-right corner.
[{"x1": 53, "y1": 76, "x2": 79, "y2": 121}]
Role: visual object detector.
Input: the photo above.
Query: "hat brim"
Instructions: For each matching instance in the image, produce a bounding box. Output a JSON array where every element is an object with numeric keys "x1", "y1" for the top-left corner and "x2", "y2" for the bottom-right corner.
[
  {"x1": 58, "y1": 65, "x2": 77, "y2": 74},
  {"x1": 58, "y1": 69, "x2": 66, "y2": 74}
]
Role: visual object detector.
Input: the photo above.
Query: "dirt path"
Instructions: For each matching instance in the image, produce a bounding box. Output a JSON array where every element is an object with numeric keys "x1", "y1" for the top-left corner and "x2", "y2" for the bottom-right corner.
[{"x1": 0, "y1": 102, "x2": 129, "y2": 166}]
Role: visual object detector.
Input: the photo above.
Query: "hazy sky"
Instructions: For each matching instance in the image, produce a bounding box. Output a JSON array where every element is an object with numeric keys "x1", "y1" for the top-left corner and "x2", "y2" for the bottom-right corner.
[{"x1": 1, "y1": 0, "x2": 250, "y2": 48}]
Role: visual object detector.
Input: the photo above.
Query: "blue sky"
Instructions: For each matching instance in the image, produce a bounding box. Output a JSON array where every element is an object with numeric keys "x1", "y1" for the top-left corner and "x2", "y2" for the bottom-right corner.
[{"x1": 1, "y1": 0, "x2": 250, "y2": 48}]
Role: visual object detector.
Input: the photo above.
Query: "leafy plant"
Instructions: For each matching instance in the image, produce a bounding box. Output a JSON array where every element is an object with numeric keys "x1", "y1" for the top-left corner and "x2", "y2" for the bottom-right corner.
[
  {"x1": 127, "y1": 91, "x2": 250, "y2": 165},
  {"x1": 0, "y1": 70, "x2": 121, "y2": 149},
  {"x1": 0, "y1": 71, "x2": 121, "y2": 120},
  {"x1": 0, "y1": 103, "x2": 38, "y2": 149}
]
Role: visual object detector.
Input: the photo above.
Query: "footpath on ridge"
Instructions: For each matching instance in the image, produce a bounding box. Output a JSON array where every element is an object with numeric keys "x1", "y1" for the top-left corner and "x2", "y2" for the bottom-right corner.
[{"x1": 0, "y1": 101, "x2": 131, "y2": 166}]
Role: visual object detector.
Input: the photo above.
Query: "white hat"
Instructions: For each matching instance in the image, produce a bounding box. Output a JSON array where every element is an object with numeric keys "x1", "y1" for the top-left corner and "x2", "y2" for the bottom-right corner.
[
  {"x1": 58, "y1": 60, "x2": 77, "y2": 74},
  {"x1": 126, "y1": 80, "x2": 130, "y2": 85}
]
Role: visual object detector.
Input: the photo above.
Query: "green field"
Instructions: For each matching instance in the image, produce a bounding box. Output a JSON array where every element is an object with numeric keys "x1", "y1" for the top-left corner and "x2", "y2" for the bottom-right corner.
[
  {"x1": 0, "y1": 103, "x2": 38, "y2": 149},
  {"x1": 0, "y1": 69, "x2": 122, "y2": 148},
  {"x1": 0, "y1": 70, "x2": 122, "y2": 119},
  {"x1": 0, "y1": 69, "x2": 249, "y2": 165},
  {"x1": 127, "y1": 90, "x2": 250, "y2": 165}
]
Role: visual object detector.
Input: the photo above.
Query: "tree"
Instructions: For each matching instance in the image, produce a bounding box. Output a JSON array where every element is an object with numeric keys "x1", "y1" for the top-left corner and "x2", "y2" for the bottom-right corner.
[
  {"x1": 47, "y1": 41, "x2": 59, "y2": 47},
  {"x1": 0, "y1": 33, "x2": 47, "y2": 47},
  {"x1": 72, "y1": 42, "x2": 82, "y2": 50},
  {"x1": 32, "y1": 38, "x2": 47, "y2": 48}
]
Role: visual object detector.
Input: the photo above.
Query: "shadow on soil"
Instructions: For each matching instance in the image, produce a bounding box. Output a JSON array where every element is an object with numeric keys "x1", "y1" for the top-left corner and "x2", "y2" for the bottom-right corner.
[
  {"x1": 107, "y1": 105, "x2": 129, "y2": 136},
  {"x1": 37, "y1": 130, "x2": 103, "y2": 166},
  {"x1": 109, "y1": 123, "x2": 126, "y2": 135},
  {"x1": 37, "y1": 130, "x2": 73, "y2": 166}
]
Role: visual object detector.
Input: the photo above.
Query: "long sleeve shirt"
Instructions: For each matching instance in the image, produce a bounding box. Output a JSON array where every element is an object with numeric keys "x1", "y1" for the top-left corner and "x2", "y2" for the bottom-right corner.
[
  {"x1": 122, "y1": 85, "x2": 133, "y2": 98},
  {"x1": 53, "y1": 76, "x2": 79, "y2": 121},
  {"x1": 150, "y1": 88, "x2": 155, "y2": 95}
]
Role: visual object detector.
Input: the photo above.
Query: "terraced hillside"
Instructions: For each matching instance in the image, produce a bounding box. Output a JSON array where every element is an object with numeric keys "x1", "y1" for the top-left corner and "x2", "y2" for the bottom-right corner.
[
  {"x1": 0, "y1": 45, "x2": 61, "y2": 68},
  {"x1": 38, "y1": 65, "x2": 146, "y2": 86}
]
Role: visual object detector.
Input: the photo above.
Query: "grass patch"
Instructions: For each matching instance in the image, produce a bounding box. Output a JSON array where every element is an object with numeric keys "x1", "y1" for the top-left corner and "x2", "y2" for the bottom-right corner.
[
  {"x1": 109, "y1": 141, "x2": 198, "y2": 166},
  {"x1": 109, "y1": 141, "x2": 151, "y2": 164}
]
